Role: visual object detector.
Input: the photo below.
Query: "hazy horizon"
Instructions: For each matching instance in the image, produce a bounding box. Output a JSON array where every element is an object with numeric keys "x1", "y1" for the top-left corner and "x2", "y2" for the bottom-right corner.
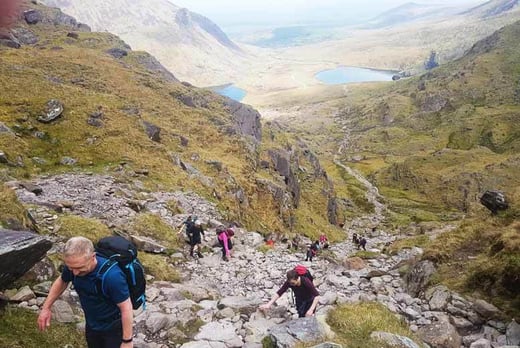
[{"x1": 171, "y1": 0, "x2": 486, "y2": 28}]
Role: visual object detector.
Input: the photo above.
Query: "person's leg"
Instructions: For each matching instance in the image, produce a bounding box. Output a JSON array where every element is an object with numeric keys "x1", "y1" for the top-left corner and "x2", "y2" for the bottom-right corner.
[
  {"x1": 85, "y1": 326, "x2": 104, "y2": 348},
  {"x1": 296, "y1": 299, "x2": 315, "y2": 318},
  {"x1": 101, "y1": 326, "x2": 123, "y2": 348}
]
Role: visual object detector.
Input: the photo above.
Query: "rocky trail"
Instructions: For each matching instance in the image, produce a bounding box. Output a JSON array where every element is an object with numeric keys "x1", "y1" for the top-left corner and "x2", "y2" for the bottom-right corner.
[{"x1": 3, "y1": 171, "x2": 520, "y2": 348}]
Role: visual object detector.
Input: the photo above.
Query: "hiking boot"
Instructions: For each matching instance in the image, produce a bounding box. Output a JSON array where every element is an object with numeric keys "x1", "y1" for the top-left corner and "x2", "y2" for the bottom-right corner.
[{"x1": 197, "y1": 251, "x2": 203, "y2": 258}]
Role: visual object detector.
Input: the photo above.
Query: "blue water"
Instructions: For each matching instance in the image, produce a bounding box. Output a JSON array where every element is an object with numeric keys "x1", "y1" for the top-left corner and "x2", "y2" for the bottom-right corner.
[
  {"x1": 315, "y1": 66, "x2": 396, "y2": 85},
  {"x1": 216, "y1": 84, "x2": 247, "y2": 102}
]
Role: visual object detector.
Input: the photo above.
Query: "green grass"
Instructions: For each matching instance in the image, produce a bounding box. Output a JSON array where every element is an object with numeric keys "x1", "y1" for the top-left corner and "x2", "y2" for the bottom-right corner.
[
  {"x1": 138, "y1": 252, "x2": 181, "y2": 282},
  {"x1": 0, "y1": 307, "x2": 86, "y2": 348},
  {"x1": 56, "y1": 215, "x2": 112, "y2": 241},
  {"x1": 0, "y1": 186, "x2": 32, "y2": 229},
  {"x1": 327, "y1": 302, "x2": 421, "y2": 348}
]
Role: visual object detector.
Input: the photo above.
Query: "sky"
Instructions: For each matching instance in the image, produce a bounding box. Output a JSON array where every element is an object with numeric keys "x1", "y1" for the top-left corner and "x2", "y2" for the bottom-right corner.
[{"x1": 170, "y1": 0, "x2": 485, "y2": 27}]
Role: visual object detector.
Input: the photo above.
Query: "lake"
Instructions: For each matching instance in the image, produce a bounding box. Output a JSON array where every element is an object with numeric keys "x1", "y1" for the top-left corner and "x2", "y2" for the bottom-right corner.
[
  {"x1": 315, "y1": 66, "x2": 396, "y2": 85},
  {"x1": 215, "y1": 84, "x2": 247, "y2": 102}
]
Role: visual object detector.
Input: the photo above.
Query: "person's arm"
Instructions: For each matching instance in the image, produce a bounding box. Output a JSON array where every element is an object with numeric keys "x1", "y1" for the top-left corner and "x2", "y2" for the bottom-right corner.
[
  {"x1": 259, "y1": 293, "x2": 280, "y2": 310},
  {"x1": 117, "y1": 298, "x2": 134, "y2": 348},
  {"x1": 177, "y1": 224, "x2": 185, "y2": 235},
  {"x1": 37, "y1": 277, "x2": 69, "y2": 331},
  {"x1": 306, "y1": 295, "x2": 321, "y2": 317}
]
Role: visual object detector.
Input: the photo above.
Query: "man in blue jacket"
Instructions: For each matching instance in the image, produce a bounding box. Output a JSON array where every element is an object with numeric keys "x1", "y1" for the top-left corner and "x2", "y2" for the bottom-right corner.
[{"x1": 37, "y1": 236, "x2": 134, "y2": 348}]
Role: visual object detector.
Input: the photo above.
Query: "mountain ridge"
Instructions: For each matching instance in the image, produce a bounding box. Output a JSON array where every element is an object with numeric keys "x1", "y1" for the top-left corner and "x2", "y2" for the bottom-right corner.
[{"x1": 40, "y1": 0, "x2": 249, "y2": 86}]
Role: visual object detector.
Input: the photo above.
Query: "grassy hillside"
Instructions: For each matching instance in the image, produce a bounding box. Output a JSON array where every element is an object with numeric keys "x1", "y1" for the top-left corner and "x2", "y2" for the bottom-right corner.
[
  {"x1": 326, "y1": 21, "x2": 520, "y2": 315},
  {"x1": 0, "y1": 1, "x2": 369, "y2": 242}
]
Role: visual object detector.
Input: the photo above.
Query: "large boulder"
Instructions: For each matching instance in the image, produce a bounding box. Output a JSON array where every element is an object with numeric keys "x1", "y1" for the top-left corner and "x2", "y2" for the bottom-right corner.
[
  {"x1": 480, "y1": 190, "x2": 508, "y2": 214},
  {"x1": 404, "y1": 260, "x2": 436, "y2": 297},
  {"x1": 0, "y1": 229, "x2": 52, "y2": 289},
  {"x1": 268, "y1": 317, "x2": 331, "y2": 348},
  {"x1": 417, "y1": 315, "x2": 461, "y2": 348}
]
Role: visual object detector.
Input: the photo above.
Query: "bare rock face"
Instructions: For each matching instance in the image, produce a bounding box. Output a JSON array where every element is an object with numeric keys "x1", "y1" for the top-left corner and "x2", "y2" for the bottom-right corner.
[
  {"x1": 417, "y1": 315, "x2": 462, "y2": 348},
  {"x1": 222, "y1": 98, "x2": 262, "y2": 142},
  {"x1": 0, "y1": 229, "x2": 52, "y2": 290}
]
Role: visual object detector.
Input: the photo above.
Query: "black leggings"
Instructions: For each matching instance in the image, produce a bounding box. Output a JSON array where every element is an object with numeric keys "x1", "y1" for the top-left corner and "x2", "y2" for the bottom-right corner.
[
  {"x1": 296, "y1": 298, "x2": 316, "y2": 318},
  {"x1": 218, "y1": 239, "x2": 233, "y2": 257},
  {"x1": 85, "y1": 325, "x2": 122, "y2": 348}
]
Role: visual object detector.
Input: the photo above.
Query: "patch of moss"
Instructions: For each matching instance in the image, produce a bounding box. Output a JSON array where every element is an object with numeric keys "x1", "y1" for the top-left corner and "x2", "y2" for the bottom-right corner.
[
  {"x1": 128, "y1": 213, "x2": 183, "y2": 250},
  {"x1": 327, "y1": 302, "x2": 421, "y2": 348},
  {"x1": 0, "y1": 186, "x2": 31, "y2": 229},
  {"x1": 57, "y1": 215, "x2": 112, "y2": 241},
  {"x1": 138, "y1": 252, "x2": 180, "y2": 282},
  {"x1": 0, "y1": 307, "x2": 85, "y2": 348}
]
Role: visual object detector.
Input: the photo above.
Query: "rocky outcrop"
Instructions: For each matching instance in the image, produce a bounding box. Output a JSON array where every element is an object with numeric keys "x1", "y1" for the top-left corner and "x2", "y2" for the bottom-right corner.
[
  {"x1": 268, "y1": 149, "x2": 300, "y2": 208},
  {"x1": 267, "y1": 317, "x2": 331, "y2": 348},
  {"x1": 222, "y1": 98, "x2": 262, "y2": 142},
  {"x1": 0, "y1": 229, "x2": 52, "y2": 289},
  {"x1": 134, "y1": 52, "x2": 178, "y2": 83},
  {"x1": 479, "y1": 190, "x2": 508, "y2": 214}
]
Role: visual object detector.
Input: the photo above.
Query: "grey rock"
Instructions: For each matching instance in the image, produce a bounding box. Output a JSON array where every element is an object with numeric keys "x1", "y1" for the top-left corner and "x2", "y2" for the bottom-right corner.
[
  {"x1": 11, "y1": 27, "x2": 39, "y2": 45},
  {"x1": 404, "y1": 260, "x2": 436, "y2": 296},
  {"x1": 195, "y1": 321, "x2": 240, "y2": 342},
  {"x1": 370, "y1": 331, "x2": 421, "y2": 348},
  {"x1": 417, "y1": 315, "x2": 461, "y2": 348},
  {"x1": 506, "y1": 320, "x2": 520, "y2": 345},
  {"x1": 0, "y1": 229, "x2": 52, "y2": 289},
  {"x1": 310, "y1": 343, "x2": 343, "y2": 348},
  {"x1": 106, "y1": 48, "x2": 128, "y2": 59},
  {"x1": 143, "y1": 121, "x2": 161, "y2": 142},
  {"x1": 52, "y1": 300, "x2": 75, "y2": 323},
  {"x1": 10, "y1": 285, "x2": 35, "y2": 302},
  {"x1": 24, "y1": 9, "x2": 43, "y2": 24},
  {"x1": 268, "y1": 317, "x2": 329, "y2": 348},
  {"x1": 60, "y1": 157, "x2": 77, "y2": 166},
  {"x1": 473, "y1": 299, "x2": 501, "y2": 319},
  {"x1": 37, "y1": 99, "x2": 63, "y2": 123},
  {"x1": 469, "y1": 338, "x2": 492, "y2": 348},
  {"x1": 130, "y1": 235, "x2": 166, "y2": 254},
  {"x1": 425, "y1": 285, "x2": 450, "y2": 311}
]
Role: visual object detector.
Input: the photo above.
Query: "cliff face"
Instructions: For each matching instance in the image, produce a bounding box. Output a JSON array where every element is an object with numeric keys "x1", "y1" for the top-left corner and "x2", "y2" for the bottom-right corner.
[
  {"x1": 462, "y1": 0, "x2": 520, "y2": 18},
  {"x1": 40, "y1": 0, "x2": 249, "y2": 86}
]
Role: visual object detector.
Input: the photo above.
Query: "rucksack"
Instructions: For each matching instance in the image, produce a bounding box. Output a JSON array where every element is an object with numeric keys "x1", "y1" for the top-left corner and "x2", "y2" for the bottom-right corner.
[
  {"x1": 294, "y1": 264, "x2": 313, "y2": 282},
  {"x1": 96, "y1": 236, "x2": 146, "y2": 310}
]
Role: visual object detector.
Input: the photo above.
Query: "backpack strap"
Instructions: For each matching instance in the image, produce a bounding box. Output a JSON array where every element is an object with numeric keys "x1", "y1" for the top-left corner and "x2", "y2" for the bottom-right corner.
[{"x1": 96, "y1": 256, "x2": 119, "y2": 297}]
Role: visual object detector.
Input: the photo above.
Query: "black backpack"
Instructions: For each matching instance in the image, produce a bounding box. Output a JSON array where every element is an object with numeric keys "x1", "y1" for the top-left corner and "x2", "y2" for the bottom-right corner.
[{"x1": 96, "y1": 236, "x2": 146, "y2": 310}]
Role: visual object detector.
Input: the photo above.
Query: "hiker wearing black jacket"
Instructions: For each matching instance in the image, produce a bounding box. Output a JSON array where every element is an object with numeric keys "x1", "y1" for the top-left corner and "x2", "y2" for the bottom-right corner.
[{"x1": 259, "y1": 269, "x2": 320, "y2": 317}]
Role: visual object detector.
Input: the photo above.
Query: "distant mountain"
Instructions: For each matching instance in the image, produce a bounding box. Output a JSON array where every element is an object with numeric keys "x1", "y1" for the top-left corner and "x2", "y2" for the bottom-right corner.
[
  {"x1": 40, "y1": 0, "x2": 248, "y2": 86},
  {"x1": 461, "y1": 0, "x2": 519, "y2": 18},
  {"x1": 365, "y1": 2, "x2": 459, "y2": 28}
]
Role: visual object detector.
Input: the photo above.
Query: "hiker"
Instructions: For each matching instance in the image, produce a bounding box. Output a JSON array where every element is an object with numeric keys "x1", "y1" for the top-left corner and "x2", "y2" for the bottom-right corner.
[
  {"x1": 217, "y1": 226, "x2": 234, "y2": 261},
  {"x1": 352, "y1": 232, "x2": 359, "y2": 246},
  {"x1": 305, "y1": 240, "x2": 320, "y2": 262},
  {"x1": 359, "y1": 236, "x2": 367, "y2": 251},
  {"x1": 37, "y1": 236, "x2": 134, "y2": 348},
  {"x1": 319, "y1": 234, "x2": 329, "y2": 249},
  {"x1": 187, "y1": 219, "x2": 205, "y2": 258},
  {"x1": 259, "y1": 268, "x2": 320, "y2": 317},
  {"x1": 177, "y1": 215, "x2": 196, "y2": 242}
]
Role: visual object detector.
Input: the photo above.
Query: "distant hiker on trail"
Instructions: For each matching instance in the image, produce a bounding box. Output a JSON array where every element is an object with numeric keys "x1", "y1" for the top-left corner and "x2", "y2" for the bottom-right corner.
[
  {"x1": 305, "y1": 240, "x2": 320, "y2": 262},
  {"x1": 37, "y1": 236, "x2": 134, "y2": 348},
  {"x1": 177, "y1": 215, "x2": 196, "y2": 242},
  {"x1": 187, "y1": 219, "x2": 205, "y2": 258},
  {"x1": 352, "y1": 232, "x2": 359, "y2": 246},
  {"x1": 217, "y1": 226, "x2": 234, "y2": 261},
  {"x1": 259, "y1": 268, "x2": 320, "y2": 318},
  {"x1": 358, "y1": 236, "x2": 367, "y2": 251},
  {"x1": 319, "y1": 234, "x2": 329, "y2": 249}
]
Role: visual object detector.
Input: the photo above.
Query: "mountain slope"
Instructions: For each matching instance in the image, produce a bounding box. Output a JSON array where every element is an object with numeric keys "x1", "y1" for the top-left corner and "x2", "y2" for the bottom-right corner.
[
  {"x1": 40, "y1": 0, "x2": 250, "y2": 86},
  {"x1": 365, "y1": 2, "x2": 459, "y2": 28},
  {"x1": 462, "y1": 0, "x2": 520, "y2": 18}
]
